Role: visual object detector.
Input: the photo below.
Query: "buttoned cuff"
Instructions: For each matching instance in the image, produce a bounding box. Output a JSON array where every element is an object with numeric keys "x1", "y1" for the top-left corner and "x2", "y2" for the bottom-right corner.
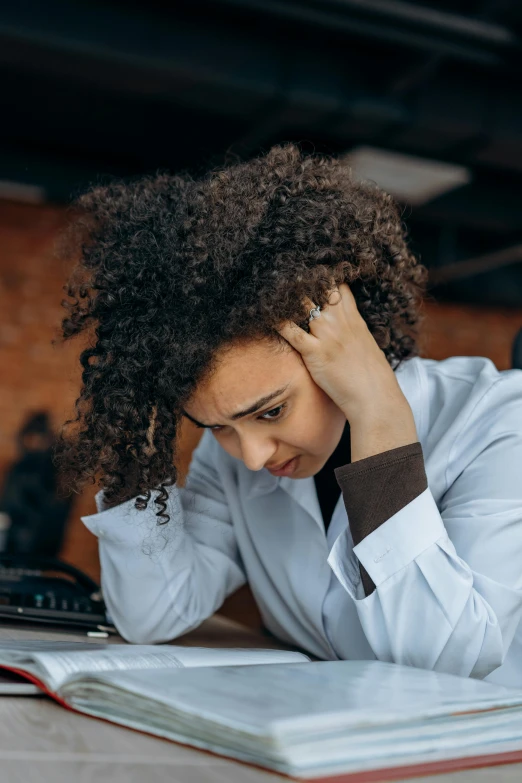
[
  {"x1": 353, "y1": 488, "x2": 446, "y2": 587},
  {"x1": 328, "y1": 488, "x2": 446, "y2": 600}
]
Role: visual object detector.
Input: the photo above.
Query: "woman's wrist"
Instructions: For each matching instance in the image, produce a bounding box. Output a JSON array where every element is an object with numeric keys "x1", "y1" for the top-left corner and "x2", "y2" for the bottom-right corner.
[{"x1": 343, "y1": 396, "x2": 418, "y2": 463}]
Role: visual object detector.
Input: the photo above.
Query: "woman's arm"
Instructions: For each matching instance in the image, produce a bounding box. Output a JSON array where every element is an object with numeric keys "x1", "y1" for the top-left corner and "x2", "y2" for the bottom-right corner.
[
  {"x1": 329, "y1": 380, "x2": 522, "y2": 679},
  {"x1": 278, "y1": 284, "x2": 522, "y2": 678},
  {"x1": 82, "y1": 431, "x2": 245, "y2": 643}
]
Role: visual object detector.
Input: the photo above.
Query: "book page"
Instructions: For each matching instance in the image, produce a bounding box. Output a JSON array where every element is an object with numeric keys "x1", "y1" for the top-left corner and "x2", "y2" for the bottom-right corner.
[{"x1": 0, "y1": 641, "x2": 308, "y2": 692}]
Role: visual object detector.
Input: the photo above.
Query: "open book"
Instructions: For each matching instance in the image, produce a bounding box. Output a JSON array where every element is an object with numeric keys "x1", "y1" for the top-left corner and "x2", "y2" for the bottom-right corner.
[
  {"x1": 2, "y1": 642, "x2": 522, "y2": 781},
  {"x1": 0, "y1": 640, "x2": 308, "y2": 693}
]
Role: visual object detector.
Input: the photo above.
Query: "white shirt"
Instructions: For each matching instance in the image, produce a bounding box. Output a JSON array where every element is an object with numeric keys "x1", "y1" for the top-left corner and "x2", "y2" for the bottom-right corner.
[{"x1": 82, "y1": 356, "x2": 522, "y2": 687}]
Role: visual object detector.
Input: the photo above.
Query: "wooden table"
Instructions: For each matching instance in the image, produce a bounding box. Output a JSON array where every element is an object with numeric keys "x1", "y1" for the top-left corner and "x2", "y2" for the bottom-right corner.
[{"x1": 0, "y1": 617, "x2": 521, "y2": 783}]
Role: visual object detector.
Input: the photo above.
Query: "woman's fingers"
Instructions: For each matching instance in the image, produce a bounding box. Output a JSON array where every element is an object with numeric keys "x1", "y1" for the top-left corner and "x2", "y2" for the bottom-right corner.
[
  {"x1": 337, "y1": 284, "x2": 361, "y2": 324},
  {"x1": 302, "y1": 295, "x2": 319, "y2": 314},
  {"x1": 276, "y1": 319, "x2": 316, "y2": 353},
  {"x1": 305, "y1": 284, "x2": 353, "y2": 322},
  {"x1": 277, "y1": 283, "x2": 357, "y2": 352}
]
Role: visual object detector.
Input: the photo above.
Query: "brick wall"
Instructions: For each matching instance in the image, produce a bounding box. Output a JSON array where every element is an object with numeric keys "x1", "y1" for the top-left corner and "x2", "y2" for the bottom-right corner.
[
  {"x1": 1, "y1": 200, "x2": 521, "y2": 598},
  {"x1": 0, "y1": 200, "x2": 202, "y2": 582},
  {"x1": 420, "y1": 298, "x2": 522, "y2": 370}
]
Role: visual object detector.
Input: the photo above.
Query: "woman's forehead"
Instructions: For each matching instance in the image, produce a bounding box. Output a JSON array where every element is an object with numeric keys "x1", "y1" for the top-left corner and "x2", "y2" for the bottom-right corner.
[{"x1": 186, "y1": 339, "x2": 300, "y2": 419}]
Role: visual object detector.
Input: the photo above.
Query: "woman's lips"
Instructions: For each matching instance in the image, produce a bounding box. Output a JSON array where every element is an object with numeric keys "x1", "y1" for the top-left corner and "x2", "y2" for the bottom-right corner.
[{"x1": 266, "y1": 456, "x2": 299, "y2": 477}]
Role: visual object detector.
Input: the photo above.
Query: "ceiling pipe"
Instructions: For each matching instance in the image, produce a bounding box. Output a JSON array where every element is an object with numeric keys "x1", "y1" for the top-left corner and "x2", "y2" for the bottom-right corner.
[
  {"x1": 325, "y1": 0, "x2": 515, "y2": 45},
  {"x1": 429, "y1": 244, "x2": 522, "y2": 285},
  {"x1": 210, "y1": 0, "x2": 518, "y2": 64}
]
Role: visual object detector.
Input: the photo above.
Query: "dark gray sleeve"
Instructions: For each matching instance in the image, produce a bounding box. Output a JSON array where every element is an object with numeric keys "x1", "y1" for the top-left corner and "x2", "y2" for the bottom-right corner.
[{"x1": 334, "y1": 442, "x2": 428, "y2": 596}]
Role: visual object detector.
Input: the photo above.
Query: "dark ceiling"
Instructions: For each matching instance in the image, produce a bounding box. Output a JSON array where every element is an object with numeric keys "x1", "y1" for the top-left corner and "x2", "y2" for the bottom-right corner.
[{"x1": 2, "y1": 0, "x2": 522, "y2": 306}]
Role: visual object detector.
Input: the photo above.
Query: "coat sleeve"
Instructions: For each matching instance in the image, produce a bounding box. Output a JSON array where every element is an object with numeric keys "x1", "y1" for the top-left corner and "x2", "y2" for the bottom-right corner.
[
  {"x1": 81, "y1": 431, "x2": 245, "y2": 644},
  {"x1": 328, "y1": 376, "x2": 522, "y2": 679}
]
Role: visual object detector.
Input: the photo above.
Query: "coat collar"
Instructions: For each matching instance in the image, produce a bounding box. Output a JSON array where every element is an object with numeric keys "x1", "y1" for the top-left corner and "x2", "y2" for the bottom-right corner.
[{"x1": 245, "y1": 468, "x2": 323, "y2": 524}]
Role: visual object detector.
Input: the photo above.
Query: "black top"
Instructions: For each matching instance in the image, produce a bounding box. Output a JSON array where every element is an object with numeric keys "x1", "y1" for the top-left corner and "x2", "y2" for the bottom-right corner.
[{"x1": 313, "y1": 420, "x2": 351, "y2": 531}]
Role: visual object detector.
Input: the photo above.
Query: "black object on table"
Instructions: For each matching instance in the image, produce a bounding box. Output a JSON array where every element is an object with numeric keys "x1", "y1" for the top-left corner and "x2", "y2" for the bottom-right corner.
[{"x1": 0, "y1": 555, "x2": 115, "y2": 633}]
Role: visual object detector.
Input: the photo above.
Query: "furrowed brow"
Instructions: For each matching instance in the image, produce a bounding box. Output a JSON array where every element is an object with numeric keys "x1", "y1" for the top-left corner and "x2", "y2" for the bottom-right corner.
[
  {"x1": 182, "y1": 384, "x2": 289, "y2": 429},
  {"x1": 229, "y1": 385, "x2": 289, "y2": 420}
]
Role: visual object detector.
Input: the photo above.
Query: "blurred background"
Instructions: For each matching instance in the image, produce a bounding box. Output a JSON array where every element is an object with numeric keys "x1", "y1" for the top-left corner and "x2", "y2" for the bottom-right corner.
[{"x1": 0, "y1": 0, "x2": 522, "y2": 624}]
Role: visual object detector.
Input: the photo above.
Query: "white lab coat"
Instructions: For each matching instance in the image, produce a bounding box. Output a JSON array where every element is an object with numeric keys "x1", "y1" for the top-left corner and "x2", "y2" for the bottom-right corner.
[{"x1": 82, "y1": 356, "x2": 522, "y2": 687}]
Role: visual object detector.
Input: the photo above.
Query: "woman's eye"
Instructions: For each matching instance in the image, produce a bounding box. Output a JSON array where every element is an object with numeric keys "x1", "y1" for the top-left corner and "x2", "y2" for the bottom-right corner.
[
  {"x1": 209, "y1": 403, "x2": 287, "y2": 432},
  {"x1": 260, "y1": 404, "x2": 285, "y2": 421}
]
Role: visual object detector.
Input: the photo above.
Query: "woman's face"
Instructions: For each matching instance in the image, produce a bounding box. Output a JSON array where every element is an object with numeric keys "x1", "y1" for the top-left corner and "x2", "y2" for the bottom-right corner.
[{"x1": 183, "y1": 338, "x2": 347, "y2": 478}]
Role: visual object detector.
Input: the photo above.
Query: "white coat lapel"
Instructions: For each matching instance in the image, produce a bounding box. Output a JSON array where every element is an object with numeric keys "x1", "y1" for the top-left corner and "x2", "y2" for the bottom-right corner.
[
  {"x1": 246, "y1": 470, "x2": 326, "y2": 532},
  {"x1": 278, "y1": 475, "x2": 324, "y2": 530},
  {"x1": 242, "y1": 466, "x2": 336, "y2": 659}
]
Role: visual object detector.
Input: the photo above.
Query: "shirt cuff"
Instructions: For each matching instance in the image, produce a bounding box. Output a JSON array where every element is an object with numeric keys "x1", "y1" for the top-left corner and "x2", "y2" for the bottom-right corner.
[
  {"x1": 82, "y1": 488, "x2": 181, "y2": 547},
  {"x1": 353, "y1": 487, "x2": 446, "y2": 587},
  {"x1": 327, "y1": 488, "x2": 447, "y2": 601}
]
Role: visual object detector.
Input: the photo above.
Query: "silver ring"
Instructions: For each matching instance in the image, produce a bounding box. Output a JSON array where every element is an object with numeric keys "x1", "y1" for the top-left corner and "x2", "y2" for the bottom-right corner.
[{"x1": 308, "y1": 306, "x2": 321, "y2": 323}]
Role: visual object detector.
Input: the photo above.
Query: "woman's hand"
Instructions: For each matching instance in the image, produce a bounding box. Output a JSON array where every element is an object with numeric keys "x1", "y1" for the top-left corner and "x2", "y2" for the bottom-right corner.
[{"x1": 276, "y1": 284, "x2": 418, "y2": 461}]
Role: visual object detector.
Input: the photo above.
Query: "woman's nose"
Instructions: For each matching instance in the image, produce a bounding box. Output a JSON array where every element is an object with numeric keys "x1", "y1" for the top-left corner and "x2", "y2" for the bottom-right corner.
[{"x1": 240, "y1": 436, "x2": 276, "y2": 472}]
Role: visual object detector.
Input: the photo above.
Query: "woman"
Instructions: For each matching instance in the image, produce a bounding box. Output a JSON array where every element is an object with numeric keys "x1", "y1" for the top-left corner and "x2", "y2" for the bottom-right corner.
[{"x1": 59, "y1": 144, "x2": 522, "y2": 687}]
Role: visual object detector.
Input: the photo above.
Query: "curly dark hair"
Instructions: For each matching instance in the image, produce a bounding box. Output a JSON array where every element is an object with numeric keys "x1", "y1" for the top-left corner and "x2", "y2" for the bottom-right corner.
[{"x1": 58, "y1": 143, "x2": 427, "y2": 521}]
